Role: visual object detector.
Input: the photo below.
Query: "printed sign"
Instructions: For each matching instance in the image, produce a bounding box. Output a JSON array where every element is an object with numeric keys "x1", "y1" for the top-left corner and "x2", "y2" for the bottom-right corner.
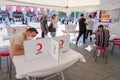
[
  {"x1": 24, "y1": 38, "x2": 51, "y2": 60},
  {"x1": 51, "y1": 39, "x2": 59, "y2": 62},
  {"x1": 36, "y1": 43, "x2": 43, "y2": 54},
  {"x1": 7, "y1": 26, "x2": 30, "y2": 36},
  {"x1": 53, "y1": 36, "x2": 70, "y2": 53},
  {"x1": 13, "y1": 28, "x2": 16, "y2": 33},
  {"x1": 59, "y1": 40, "x2": 64, "y2": 49}
]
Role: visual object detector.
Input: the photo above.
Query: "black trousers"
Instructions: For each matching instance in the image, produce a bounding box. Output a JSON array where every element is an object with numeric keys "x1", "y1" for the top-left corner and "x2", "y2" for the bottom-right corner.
[
  {"x1": 76, "y1": 31, "x2": 86, "y2": 43},
  {"x1": 41, "y1": 31, "x2": 47, "y2": 38},
  {"x1": 86, "y1": 30, "x2": 93, "y2": 41}
]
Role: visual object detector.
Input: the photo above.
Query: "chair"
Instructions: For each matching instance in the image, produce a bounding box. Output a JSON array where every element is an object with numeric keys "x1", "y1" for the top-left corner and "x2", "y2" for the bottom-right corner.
[
  {"x1": 0, "y1": 47, "x2": 12, "y2": 79},
  {"x1": 0, "y1": 50, "x2": 10, "y2": 71},
  {"x1": 94, "y1": 46, "x2": 107, "y2": 64},
  {"x1": 111, "y1": 38, "x2": 120, "y2": 55}
]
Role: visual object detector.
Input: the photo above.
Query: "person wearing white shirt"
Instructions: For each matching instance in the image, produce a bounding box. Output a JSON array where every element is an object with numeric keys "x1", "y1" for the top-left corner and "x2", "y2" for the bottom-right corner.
[
  {"x1": 86, "y1": 15, "x2": 94, "y2": 42},
  {"x1": 11, "y1": 28, "x2": 38, "y2": 56}
]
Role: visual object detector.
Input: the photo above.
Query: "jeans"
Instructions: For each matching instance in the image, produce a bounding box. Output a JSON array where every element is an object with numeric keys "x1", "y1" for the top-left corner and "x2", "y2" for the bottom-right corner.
[{"x1": 50, "y1": 32, "x2": 56, "y2": 37}]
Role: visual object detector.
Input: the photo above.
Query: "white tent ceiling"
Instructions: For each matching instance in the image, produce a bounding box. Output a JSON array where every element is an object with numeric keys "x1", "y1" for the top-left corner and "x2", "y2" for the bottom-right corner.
[{"x1": 0, "y1": 0, "x2": 120, "y2": 13}]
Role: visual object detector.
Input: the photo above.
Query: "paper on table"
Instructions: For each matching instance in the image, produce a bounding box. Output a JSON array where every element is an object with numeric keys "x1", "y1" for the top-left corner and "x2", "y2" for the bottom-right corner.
[{"x1": 85, "y1": 45, "x2": 93, "y2": 52}]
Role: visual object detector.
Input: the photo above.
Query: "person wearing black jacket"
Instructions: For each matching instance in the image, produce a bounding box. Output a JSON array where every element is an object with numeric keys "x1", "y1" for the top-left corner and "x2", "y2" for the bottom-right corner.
[{"x1": 76, "y1": 14, "x2": 88, "y2": 45}]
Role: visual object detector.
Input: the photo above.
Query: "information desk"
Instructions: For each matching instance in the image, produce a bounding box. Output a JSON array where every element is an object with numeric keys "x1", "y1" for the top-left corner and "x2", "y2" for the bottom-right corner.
[{"x1": 13, "y1": 49, "x2": 86, "y2": 79}]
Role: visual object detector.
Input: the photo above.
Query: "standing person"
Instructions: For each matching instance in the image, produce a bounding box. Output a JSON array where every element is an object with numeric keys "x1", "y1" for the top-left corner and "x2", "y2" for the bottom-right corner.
[
  {"x1": 41, "y1": 14, "x2": 49, "y2": 38},
  {"x1": 49, "y1": 15, "x2": 58, "y2": 37},
  {"x1": 40, "y1": 16, "x2": 43, "y2": 32},
  {"x1": 11, "y1": 27, "x2": 38, "y2": 56},
  {"x1": 76, "y1": 14, "x2": 88, "y2": 45},
  {"x1": 5, "y1": 16, "x2": 10, "y2": 27},
  {"x1": 22, "y1": 17, "x2": 25, "y2": 24},
  {"x1": 86, "y1": 15, "x2": 94, "y2": 42}
]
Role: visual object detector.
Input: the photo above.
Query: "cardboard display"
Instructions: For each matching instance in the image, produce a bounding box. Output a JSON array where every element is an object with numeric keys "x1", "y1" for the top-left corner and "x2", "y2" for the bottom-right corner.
[
  {"x1": 24, "y1": 36, "x2": 70, "y2": 62},
  {"x1": 51, "y1": 39, "x2": 59, "y2": 62},
  {"x1": 7, "y1": 26, "x2": 30, "y2": 36},
  {"x1": 53, "y1": 36, "x2": 70, "y2": 53},
  {"x1": 24, "y1": 38, "x2": 51, "y2": 60}
]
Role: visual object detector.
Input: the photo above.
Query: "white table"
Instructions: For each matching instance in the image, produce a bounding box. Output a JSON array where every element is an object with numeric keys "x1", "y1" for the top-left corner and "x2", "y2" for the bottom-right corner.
[{"x1": 13, "y1": 49, "x2": 86, "y2": 79}]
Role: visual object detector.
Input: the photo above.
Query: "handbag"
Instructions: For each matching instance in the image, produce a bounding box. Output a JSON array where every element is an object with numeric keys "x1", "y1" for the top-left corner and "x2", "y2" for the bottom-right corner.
[{"x1": 48, "y1": 23, "x2": 56, "y2": 32}]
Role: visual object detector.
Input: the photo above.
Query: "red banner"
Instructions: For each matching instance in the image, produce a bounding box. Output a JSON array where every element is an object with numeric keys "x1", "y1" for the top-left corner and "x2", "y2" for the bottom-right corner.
[
  {"x1": 26, "y1": 7, "x2": 30, "y2": 12},
  {"x1": 7, "y1": 5, "x2": 11, "y2": 11},
  {"x1": 33, "y1": 7, "x2": 37, "y2": 12},
  {"x1": 40, "y1": 8, "x2": 44, "y2": 12},
  {"x1": 16, "y1": 6, "x2": 21, "y2": 12}
]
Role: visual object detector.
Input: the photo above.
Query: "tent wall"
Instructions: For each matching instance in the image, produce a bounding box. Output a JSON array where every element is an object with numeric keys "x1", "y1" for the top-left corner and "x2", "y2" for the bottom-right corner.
[
  {"x1": 106, "y1": 8, "x2": 120, "y2": 22},
  {"x1": 0, "y1": 0, "x2": 120, "y2": 14},
  {"x1": 100, "y1": 0, "x2": 120, "y2": 10}
]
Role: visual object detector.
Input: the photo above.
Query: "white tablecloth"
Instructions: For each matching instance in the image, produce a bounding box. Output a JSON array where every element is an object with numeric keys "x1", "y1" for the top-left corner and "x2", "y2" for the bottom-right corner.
[{"x1": 13, "y1": 49, "x2": 86, "y2": 79}]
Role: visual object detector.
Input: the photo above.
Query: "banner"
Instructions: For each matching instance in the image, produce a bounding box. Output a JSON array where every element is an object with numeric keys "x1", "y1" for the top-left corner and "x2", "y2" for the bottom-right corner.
[
  {"x1": 40, "y1": 8, "x2": 44, "y2": 12},
  {"x1": 51, "y1": 39, "x2": 59, "y2": 62},
  {"x1": 16, "y1": 6, "x2": 21, "y2": 12},
  {"x1": 7, "y1": 5, "x2": 11, "y2": 11},
  {"x1": 26, "y1": 7, "x2": 30, "y2": 12},
  {"x1": 7, "y1": 26, "x2": 30, "y2": 36},
  {"x1": 33, "y1": 7, "x2": 37, "y2": 12},
  {"x1": 24, "y1": 38, "x2": 51, "y2": 60}
]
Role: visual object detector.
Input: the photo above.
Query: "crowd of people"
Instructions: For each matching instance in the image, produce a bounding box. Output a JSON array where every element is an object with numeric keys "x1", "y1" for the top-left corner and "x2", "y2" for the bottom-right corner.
[
  {"x1": 40, "y1": 14, "x2": 58, "y2": 38},
  {"x1": 75, "y1": 14, "x2": 110, "y2": 56},
  {"x1": 76, "y1": 14, "x2": 109, "y2": 45},
  {"x1": 9, "y1": 13, "x2": 110, "y2": 56}
]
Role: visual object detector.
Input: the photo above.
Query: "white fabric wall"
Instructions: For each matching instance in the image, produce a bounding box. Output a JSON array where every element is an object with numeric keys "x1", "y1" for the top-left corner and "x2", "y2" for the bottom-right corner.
[{"x1": 107, "y1": 8, "x2": 120, "y2": 22}]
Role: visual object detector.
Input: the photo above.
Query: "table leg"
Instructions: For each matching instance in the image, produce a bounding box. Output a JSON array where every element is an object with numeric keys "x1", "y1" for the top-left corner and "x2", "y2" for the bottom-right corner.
[
  {"x1": 43, "y1": 73, "x2": 60, "y2": 80},
  {"x1": 26, "y1": 76, "x2": 30, "y2": 80},
  {"x1": 61, "y1": 71, "x2": 65, "y2": 80}
]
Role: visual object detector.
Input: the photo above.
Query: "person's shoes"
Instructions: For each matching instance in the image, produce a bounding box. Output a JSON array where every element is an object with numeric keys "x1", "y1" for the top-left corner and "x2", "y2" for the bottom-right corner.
[
  {"x1": 97, "y1": 50, "x2": 101, "y2": 56},
  {"x1": 76, "y1": 42, "x2": 78, "y2": 46}
]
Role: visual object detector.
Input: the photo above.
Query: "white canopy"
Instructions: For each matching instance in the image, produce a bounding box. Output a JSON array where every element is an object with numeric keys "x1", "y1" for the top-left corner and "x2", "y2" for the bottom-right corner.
[{"x1": 0, "y1": 0, "x2": 120, "y2": 13}]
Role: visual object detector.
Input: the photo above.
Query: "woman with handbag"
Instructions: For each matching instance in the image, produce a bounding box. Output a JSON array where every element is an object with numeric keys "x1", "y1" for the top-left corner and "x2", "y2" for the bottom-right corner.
[{"x1": 49, "y1": 15, "x2": 58, "y2": 37}]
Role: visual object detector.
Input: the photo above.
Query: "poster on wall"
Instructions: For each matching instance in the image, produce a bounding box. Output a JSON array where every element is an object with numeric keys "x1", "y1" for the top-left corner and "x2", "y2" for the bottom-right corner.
[
  {"x1": 24, "y1": 38, "x2": 51, "y2": 60},
  {"x1": 100, "y1": 14, "x2": 111, "y2": 29},
  {"x1": 51, "y1": 39, "x2": 59, "y2": 62}
]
